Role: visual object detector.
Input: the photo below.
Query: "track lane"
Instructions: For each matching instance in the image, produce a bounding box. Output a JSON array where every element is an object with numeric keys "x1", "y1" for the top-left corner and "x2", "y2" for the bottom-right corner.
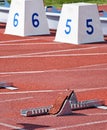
[{"x1": 0, "y1": 17, "x2": 107, "y2": 130}]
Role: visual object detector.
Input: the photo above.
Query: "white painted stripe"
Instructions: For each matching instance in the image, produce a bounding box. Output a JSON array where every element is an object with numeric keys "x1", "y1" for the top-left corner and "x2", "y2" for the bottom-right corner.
[
  {"x1": 0, "y1": 37, "x2": 46, "y2": 44},
  {"x1": 46, "y1": 120, "x2": 107, "y2": 130},
  {"x1": 0, "y1": 122, "x2": 24, "y2": 129},
  {"x1": 0, "y1": 42, "x2": 58, "y2": 46},
  {"x1": 0, "y1": 67, "x2": 107, "y2": 75},
  {"x1": 0, "y1": 62, "x2": 106, "y2": 76},
  {"x1": 76, "y1": 87, "x2": 107, "y2": 92},
  {"x1": 0, "y1": 52, "x2": 107, "y2": 59},
  {"x1": 0, "y1": 75, "x2": 9, "y2": 77},
  {"x1": 96, "y1": 106, "x2": 107, "y2": 110},
  {"x1": 0, "y1": 44, "x2": 107, "y2": 59},
  {"x1": 0, "y1": 48, "x2": 74, "y2": 59},
  {"x1": 76, "y1": 63, "x2": 107, "y2": 69},
  {"x1": 0, "y1": 70, "x2": 45, "y2": 75},
  {"x1": 0, "y1": 87, "x2": 106, "y2": 95},
  {"x1": 88, "y1": 113, "x2": 107, "y2": 116},
  {"x1": 0, "y1": 89, "x2": 68, "y2": 95},
  {"x1": 0, "y1": 97, "x2": 33, "y2": 103}
]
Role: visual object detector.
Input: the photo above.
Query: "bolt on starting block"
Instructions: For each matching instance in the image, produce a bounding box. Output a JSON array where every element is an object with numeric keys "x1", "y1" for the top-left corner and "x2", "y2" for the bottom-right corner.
[{"x1": 20, "y1": 90, "x2": 105, "y2": 117}]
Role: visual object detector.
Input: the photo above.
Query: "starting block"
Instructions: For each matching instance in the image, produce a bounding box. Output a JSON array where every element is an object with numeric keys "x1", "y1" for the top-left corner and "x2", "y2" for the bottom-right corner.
[
  {"x1": 20, "y1": 90, "x2": 105, "y2": 117},
  {"x1": 45, "y1": 6, "x2": 61, "y2": 30},
  {"x1": 5, "y1": 0, "x2": 50, "y2": 36},
  {"x1": 55, "y1": 2, "x2": 104, "y2": 44},
  {"x1": 0, "y1": 0, "x2": 10, "y2": 7},
  {"x1": 100, "y1": 11, "x2": 107, "y2": 35},
  {"x1": 0, "y1": 81, "x2": 18, "y2": 90},
  {"x1": 0, "y1": 0, "x2": 10, "y2": 23}
]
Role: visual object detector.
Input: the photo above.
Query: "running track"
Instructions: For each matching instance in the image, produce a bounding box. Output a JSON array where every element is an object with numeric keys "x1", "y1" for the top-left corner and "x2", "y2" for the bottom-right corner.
[{"x1": 0, "y1": 7, "x2": 107, "y2": 129}]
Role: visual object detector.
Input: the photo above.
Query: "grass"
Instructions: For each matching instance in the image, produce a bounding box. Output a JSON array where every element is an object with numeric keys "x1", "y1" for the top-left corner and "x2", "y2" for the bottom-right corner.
[
  {"x1": 7, "y1": 0, "x2": 107, "y2": 7},
  {"x1": 44, "y1": 0, "x2": 107, "y2": 7}
]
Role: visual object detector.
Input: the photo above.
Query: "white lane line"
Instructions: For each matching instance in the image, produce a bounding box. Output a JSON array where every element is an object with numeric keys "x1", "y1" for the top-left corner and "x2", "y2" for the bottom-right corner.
[
  {"x1": 0, "y1": 89, "x2": 68, "y2": 95},
  {"x1": 0, "y1": 48, "x2": 75, "y2": 59},
  {"x1": 76, "y1": 87, "x2": 107, "y2": 92},
  {"x1": 0, "y1": 45, "x2": 107, "y2": 59},
  {"x1": 0, "y1": 52, "x2": 107, "y2": 59},
  {"x1": 0, "y1": 70, "x2": 45, "y2": 75},
  {"x1": 0, "y1": 37, "x2": 49, "y2": 44},
  {"x1": 0, "y1": 97, "x2": 33, "y2": 103},
  {"x1": 76, "y1": 63, "x2": 107, "y2": 69},
  {"x1": 0, "y1": 42, "x2": 58, "y2": 46},
  {"x1": 0, "y1": 87, "x2": 106, "y2": 95},
  {"x1": 0, "y1": 75, "x2": 10, "y2": 77},
  {"x1": 88, "y1": 113, "x2": 107, "y2": 116},
  {"x1": 0, "y1": 48, "x2": 95, "y2": 58},
  {"x1": 0, "y1": 62, "x2": 107, "y2": 76},
  {"x1": 96, "y1": 106, "x2": 107, "y2": 110},
  {"x1": 46, "y1": 120, "x2": 107, "y2": 130},
  {"x1": 0, "y1": 122, "x2": 24, "y2": 130},
  {"x1": 0, "y1": 66, "x2": 107, "y2": 75}
]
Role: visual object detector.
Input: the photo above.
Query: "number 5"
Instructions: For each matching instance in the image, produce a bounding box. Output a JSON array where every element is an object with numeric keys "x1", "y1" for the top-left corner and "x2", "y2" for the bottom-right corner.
[
  {"x1": 65, "y1": 19, "x2": 72, "y2": 34},
  {"x1": 86, "y1": 19, "x2": 94, "y2": 35}
]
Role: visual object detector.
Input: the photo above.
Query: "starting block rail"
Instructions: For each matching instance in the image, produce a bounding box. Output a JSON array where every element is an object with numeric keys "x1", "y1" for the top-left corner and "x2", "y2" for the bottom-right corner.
[
  {"x1": 20, "y1": 90, "x2": 106, "y2": 117},
  {"x1": 70, "y1": 99, "x2": 105, "y2": 110},
  {"x1": 21, "y1": 106, "x2": 52, "y2": 117}
]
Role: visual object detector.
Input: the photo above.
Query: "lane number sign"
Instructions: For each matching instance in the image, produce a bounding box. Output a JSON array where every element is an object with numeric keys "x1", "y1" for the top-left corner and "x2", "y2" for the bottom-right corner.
[
  {"x1": 13, "y1": 12, "x2": 40, "y2": 28},
  {"x1": 65, "y1": 18, "x2": 94, "y2": 35}
]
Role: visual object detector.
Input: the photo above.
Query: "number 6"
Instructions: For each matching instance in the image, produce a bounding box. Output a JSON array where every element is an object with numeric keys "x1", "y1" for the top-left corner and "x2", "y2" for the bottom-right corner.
[
  {"x1": 13, "y1": 13, "x2": 19, "y2": 27},
  {"x1": 32, "y1": 13, "x2": 39, "y2": 28}
]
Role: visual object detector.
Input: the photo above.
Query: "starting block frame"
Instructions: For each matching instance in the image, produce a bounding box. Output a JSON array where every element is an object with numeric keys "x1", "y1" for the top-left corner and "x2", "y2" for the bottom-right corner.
[{"x1": 20, "y1": 90, "x2": 105, "y2": 117}]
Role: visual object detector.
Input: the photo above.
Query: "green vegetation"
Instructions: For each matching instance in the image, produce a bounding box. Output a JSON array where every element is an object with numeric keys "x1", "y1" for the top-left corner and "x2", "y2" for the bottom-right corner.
[
  {"x1": 7, "y1": 0, "x2": 107, "y2": 7},
  {"x1": 45, "y1": 0, "x2": 107, "y2": 7}
]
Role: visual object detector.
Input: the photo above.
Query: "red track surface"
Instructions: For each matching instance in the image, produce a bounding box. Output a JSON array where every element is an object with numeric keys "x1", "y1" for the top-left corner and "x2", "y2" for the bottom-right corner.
[{"x1": 0, "y1": 6, "x2": 107, "y2": 129}]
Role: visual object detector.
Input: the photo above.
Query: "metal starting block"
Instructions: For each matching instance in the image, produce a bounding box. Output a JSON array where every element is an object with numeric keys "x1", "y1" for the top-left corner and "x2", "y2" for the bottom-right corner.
[
  {"x1": 0, "y1": 81, "x2": 13, "y2": 87},
  {"x1": 0, "y1": 81, "x2": 18, "y2": 90},
  {"x1": 20, "y1": 90, "x2": 105, "y2": 117}
]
